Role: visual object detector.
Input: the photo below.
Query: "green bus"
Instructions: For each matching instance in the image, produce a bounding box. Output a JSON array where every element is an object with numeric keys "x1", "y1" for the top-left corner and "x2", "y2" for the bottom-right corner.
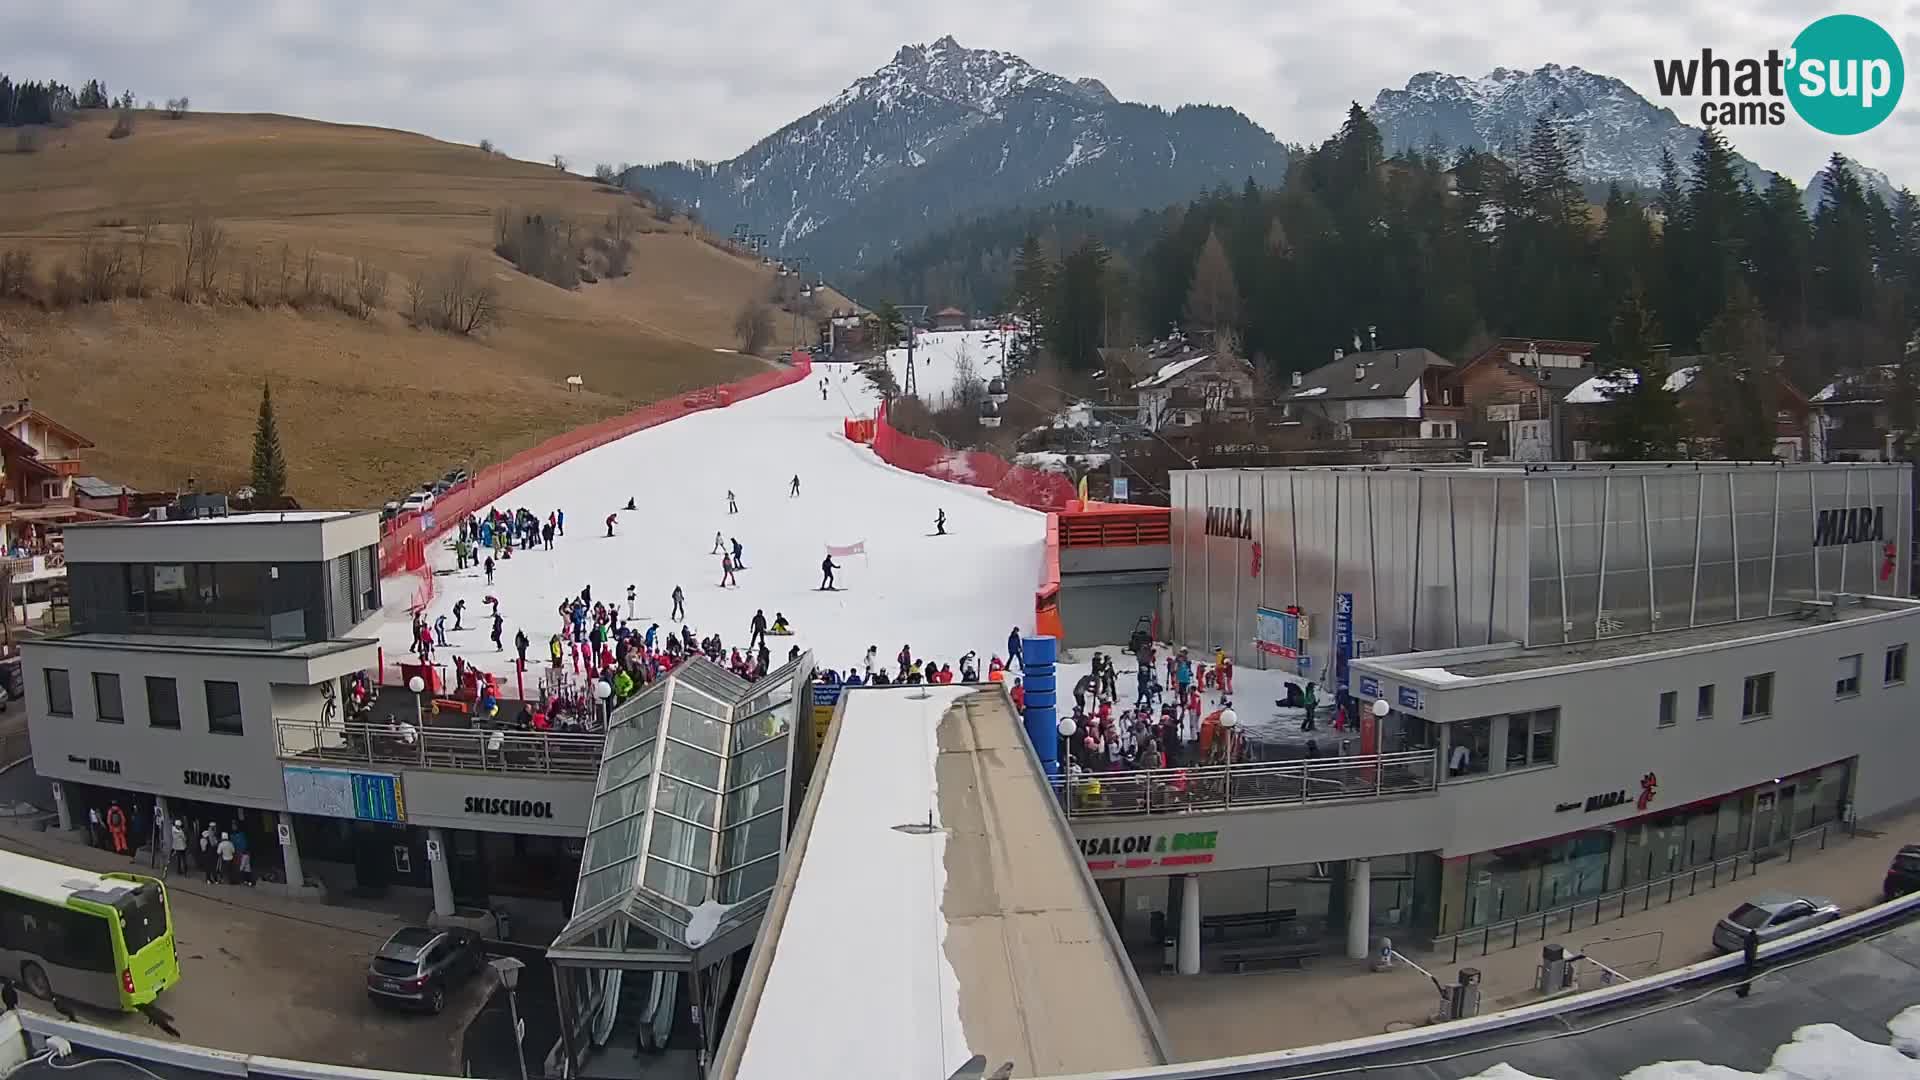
[{"x1": 0, "y1": 849, "x2": 179, "y2": 1011}]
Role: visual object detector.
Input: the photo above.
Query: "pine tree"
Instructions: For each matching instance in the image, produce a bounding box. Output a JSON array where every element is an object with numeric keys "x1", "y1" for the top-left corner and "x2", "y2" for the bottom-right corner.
[
  {"x1": 1749, "y1": 175, "x2": 1811, "y2": 329},
  {"x1": 1047, "y1": 238, "x2": 1109, "y2": 371},
  {"x1": 250, "y1": 382, "x2": 289, "y2": 501},
  {"x1": 1598, "y1": 286, "x2": 1686, "y2": 459},
  {"x1": 1183, "y1": 228, "x2": 1241, "y2": 344},
  {"x1": 1698, "y1": 283, "x2": 1777, "y2": 460},
  {"x1": 1009, "y1": 234, "x2": 1053, "y2": 332},
  {"x1": 1680, "y1": 126, "x2": 1748, "y2": 346},
  {"x1": 1811, "y1": 154, "x2": 1875, "y2": 323},
  {"x1": 872, "y1": 301, "x2": 903, "y2": 351}
]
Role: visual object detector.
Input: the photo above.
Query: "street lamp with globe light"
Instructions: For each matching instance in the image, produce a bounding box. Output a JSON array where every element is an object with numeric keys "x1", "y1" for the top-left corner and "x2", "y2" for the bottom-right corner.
[
  {"x1": 1055, "y1": 715, "x2": 1076, "y2": 804},
  {"x1": 406, "y1": 675, "x2": 425, "y2": 727},
  {"x1": 1218, "y1": 705, "x2": 1238, "y2": 803},
  {"x1": 592, "y1": 678, "x2": 612, "y2": 728}
]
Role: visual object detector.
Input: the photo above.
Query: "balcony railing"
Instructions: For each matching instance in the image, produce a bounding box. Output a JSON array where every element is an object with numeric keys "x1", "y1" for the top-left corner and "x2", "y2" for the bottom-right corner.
[
  {"x1": 1058, "y1": 748, "x2": 1438, "y2": 816},
  {"x1": 276, "y1": 719, "x2": 605, "y2": 777}
]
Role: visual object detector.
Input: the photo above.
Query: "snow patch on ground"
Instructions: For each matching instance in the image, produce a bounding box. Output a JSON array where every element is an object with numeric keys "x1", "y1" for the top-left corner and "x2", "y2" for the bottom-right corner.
[
  {"x1": 1890, "y1": 1003, "x2": 1920, "y2": 1056},
  {"x1": 1015, "y1": 452, "x2": 1109, "y2": 472},
  {"x1": 1405, "y1": 666, "x2": 1470, "y2": 683}
]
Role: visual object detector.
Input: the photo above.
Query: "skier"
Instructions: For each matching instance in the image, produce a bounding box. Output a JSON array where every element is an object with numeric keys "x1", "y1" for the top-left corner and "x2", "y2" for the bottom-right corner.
[
  {"x1": 556, "y1": 509, "x2": 565, "y2": 536},
  {"x1": 514, "y1": 629, "x2": 530, "y2": 665},
  {"x1": 750, "y1": 609, "x2": 768, "y2": 650},
  {"x1": 1007, "y1": 626, "x2": 1024, "y2": 672},
  {"x1": 727, "y1": 490, "x2": 738, "y2": 515},
  {"x1": 484, "y1": 555, "x2": 495, "y2": 586},
  {"x1": 863, "y1": 645, "x2": 878, "y2": 677},
  {"x1": 820, "y1": 381, "x2": 827, "y2": 400},
  {"x1": 490, "y1": 612, "x2": 505, "y2": 652},
  {"x1": 605, "y1": 513, "x2": 617, "y2": 538},
  {"x1": 626, "y1": 584, "x2": 637, "y2": 620},
  {"x1": 625, "y1": 496, "x2": 637, "y2": 510},
  {"x1": 671, "y1": 586, "x2": 685, "y2": 621},
  {"x1": 434, "y1": 614, "x2": 448, "y2": 647},
  {"x1": 790, "y1": 474, "x2": 801, "y2": 497},
  {"x1": 719, "y1": 553, "x2": 737, "y2": 588},
  {"x1": 711, "y1": 531, "x2": 725, "y2": 554},
  {"x1": 452, "y1": 598, "x2": 466, "y2": 631},
  {"x1": 731, "y1": 537, "x2": 745, "y2": 568},
  {"x1": 820, "y1": 554, "x2": 839, "y2": 591},
  {"x1": 934, "y1": 508, "x2": 947, "y2": 536}
]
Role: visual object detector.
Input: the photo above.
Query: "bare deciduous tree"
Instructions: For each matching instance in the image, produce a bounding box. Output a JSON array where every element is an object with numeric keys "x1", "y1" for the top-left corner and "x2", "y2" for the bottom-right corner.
[
  {"x1": 733, "y1": 300, "x2": 774, "y2": 355},
  {"x1": 275, "y1": 242, "x2": 293, "y2": 303},
  {"x1": 131, "y1": 216, "x2": 159, "y2": 297},
  {"x1": 593, "y1": 163, "x2": 617, "y2": 184},
  {"x1": 81, "y1": 235, "x2": 128, "y2": 300},
  {"x1": 478, "y1": 138, "x2": 495, "y2": 155},
  {"x1": 164, "y1": 97, "x2": 189, "y2": 119},
  {"x1": 300, "y1": 246, "x2": 318, "y2": 305},
  {"x1": 551, "y1": 154, "x2": 568, "y2": 172},
  {"x1": 191, "y1": 215, "x2": 226, "y2": 300},
  {"x1": 352, "y1": 258, "x2": 388, "y2": 318},
  {"x1": 108, "y1": 107, "x2": 136, "y2": 139}
]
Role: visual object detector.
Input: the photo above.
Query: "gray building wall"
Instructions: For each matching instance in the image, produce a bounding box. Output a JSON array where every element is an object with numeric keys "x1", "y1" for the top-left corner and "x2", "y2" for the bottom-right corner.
[
  {"x1": 1074, "y1": 604, "x2": 1920, "y2": 876},
  {"x1": 65, "y1": 511, "x2": 380, "y2": 565},
  {"x1": 1172, "y1": 463, "x2": 1913, "y2": 678}
]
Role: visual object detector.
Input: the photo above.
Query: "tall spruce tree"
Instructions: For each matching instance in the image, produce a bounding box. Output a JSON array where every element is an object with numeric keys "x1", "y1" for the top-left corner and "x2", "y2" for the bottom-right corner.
[
  {"x1": 1048, "y1": 238, "x2": 1110, "y2": 371},
  {"x1": 1811, "y1": 154, "x2": 1876, "y2": 323},
  {"x1": 1598, "y1": 286, "x2": 1686, "y2": 459},
  {"x1": 250, "y1": 382, "x2": 288, "y2": 502},
  {"x1": 1698, "y1": 283, "x2": 1777, "y2": 460},
  {"x1": 1748, "y1": 175, "x2": 1811, "y2": 330}
]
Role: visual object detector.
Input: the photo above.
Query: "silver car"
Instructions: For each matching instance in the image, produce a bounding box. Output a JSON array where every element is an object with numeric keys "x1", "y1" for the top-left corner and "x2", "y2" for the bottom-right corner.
[{"x1": 1711, "y1": 892, "x2": 1840, "y2": 953}]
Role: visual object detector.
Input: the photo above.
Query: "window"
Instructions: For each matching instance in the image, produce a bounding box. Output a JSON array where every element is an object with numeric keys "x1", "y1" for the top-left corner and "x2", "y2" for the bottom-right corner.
[
  {"x1": 44, "y1": 669, "x2": 71, "y2": 717},
  {"x1": 1441, "y1": 388, "x2": 1455, "y2": 405},
  {"x1": 1742, "y1": 673, "x2": 1774, "y2": 721},
  {"x1": 1887, "y1": 645, "x2": 1908, "y2": 686},
  {"x1": 1836, "y1": 654, "x2": 1862, "y2": 698},
  {"x1": 204, "y1": 680, "x2": 243, "y2": 735},
  {"x1": 92, "y1": 673, "x2": 123, "y2": 724},
  {"x1": 1658, "y1": 690, "x2": 1677, "y2": 728},
  {"x1": 145, "y1": 677, "x2": 180, "y2": 730},
  {"x1": 1697, "y1": 684, "x2": 1715, "y2": 720},
  {"x1": 1505, "y1": 708, "x2": 1559, "y2": 768}
]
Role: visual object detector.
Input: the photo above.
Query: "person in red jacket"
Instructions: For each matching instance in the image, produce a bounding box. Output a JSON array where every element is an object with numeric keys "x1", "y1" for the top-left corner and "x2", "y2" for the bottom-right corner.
[{"x1": 1010, "y1": 678, "x2": 1025, "y2": 711}]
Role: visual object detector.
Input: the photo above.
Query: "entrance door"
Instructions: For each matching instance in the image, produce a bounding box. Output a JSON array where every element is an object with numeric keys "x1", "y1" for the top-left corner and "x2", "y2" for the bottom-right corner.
[
  {"x1": 450, "y1": 831, "x2": 488, "y2": 907},
  {"x1": 1749, "y1": 790, "x2": 1780, "y2": 853}
]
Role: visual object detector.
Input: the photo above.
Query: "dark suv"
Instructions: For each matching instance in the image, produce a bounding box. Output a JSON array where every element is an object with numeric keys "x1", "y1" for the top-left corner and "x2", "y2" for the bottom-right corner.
[
  {"x1": 366, "y1": 927, "x2": 484, "y2": 1014},
  {"x1": 1886, "y1": 845, "x2": 1920, "y2": 900}
]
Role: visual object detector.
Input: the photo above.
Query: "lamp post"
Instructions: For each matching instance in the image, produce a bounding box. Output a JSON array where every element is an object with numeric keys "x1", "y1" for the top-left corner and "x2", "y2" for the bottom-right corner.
[
  {"x1": 488, "y1": 956, "x2": 530, "y2": 1080},
  {"x1": 406, "y1": 675, "x2": 425, "y2": 727},
  {"x1": 1056, "y1": 716, "x2": 1076, "y2": 811},
  {"x1": 592, "y1": 678, "x2": 612, "y2": 729},
  {"x1": 1218, "y1": 706, "x2": 1238, "y2": 804}
]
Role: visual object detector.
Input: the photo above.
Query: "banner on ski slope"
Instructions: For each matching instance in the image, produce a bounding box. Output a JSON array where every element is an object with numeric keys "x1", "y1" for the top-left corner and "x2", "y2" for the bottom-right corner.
[
  {"x1": 825, "y1": 541, "x2": 866, "y2": 557},
  {"x1": 869, "y1": 404, "x2": 1077, "y2": 513},
  {"x1": 380, "y1": 359, "x2": 814, "y2": 577}
]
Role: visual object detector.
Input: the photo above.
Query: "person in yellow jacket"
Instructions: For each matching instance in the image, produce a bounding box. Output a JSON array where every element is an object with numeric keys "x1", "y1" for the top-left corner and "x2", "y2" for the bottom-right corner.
[
  {"x1": 549, "y1": 634, "x2": 564, "y2": 667},
  {"x1": 613, "y1": 669, "x2": 635, "y2": 701}
]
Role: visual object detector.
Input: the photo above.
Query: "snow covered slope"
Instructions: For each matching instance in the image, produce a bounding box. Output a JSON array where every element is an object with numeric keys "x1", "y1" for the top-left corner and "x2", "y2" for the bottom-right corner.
[
  {"x1": 385, "y1": 363, "x2": 1046, "y2": 686},
  {"x1": 883, "y1": 328, "x2": 1007, "y2": 409}
]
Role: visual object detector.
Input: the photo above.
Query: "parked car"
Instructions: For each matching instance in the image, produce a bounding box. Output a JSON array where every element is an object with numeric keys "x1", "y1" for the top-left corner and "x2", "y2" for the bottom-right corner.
[
  {"x1": 442, "y1": 468, "x2": 469, "y2": 485},
  {"x1": 400, "y1": 491, "x2": 435, "y2": 513},
  {"x1": 1711, "y1": 893, "x2": 1841, "y2": 953},
  {"x1": 1884, "y1": 846, "x2": 1920, "y2": 900},
  {"x1": 366, "y1": 927, "x2": 484, "y2": 1013},
  {"x1": 429, "y1": 480, "x2": 452, "y2": 496}
]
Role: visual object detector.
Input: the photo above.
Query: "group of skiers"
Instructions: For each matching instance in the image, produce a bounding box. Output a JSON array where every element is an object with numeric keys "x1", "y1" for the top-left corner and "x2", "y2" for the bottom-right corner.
[{"x1": 1062, "y1": 640, "x2": 1244, "y2": 776}]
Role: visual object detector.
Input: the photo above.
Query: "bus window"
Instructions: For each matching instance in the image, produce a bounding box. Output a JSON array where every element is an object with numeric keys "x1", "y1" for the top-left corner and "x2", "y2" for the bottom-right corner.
[
  {"x1": 116, "y1": 887, "x2": 167, "y2": 956},
  {"x1": 47, "y1": 909, "x2": 115, "y2": 973}
]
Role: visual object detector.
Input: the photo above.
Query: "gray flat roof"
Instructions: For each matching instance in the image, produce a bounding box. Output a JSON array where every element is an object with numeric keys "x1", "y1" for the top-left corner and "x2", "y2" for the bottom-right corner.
[
  {"x1": 721, "y1": 685, "x2": 1164, "y2": 1079},
  {"x1": 69, "y1": 509, "x2": 369, "y2": 528},
  {"x1": 1177, "y1": 460, "x2": 1907, "y2": 480},
  {"x1": 26, "y1": 633, "x2": 378, "y2": 659}
]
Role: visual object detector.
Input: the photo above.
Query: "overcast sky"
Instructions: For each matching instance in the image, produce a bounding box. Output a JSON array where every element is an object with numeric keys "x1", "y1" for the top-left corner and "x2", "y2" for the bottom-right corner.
[{"x1": 3, "y1": 1, "x2": 1914, "y2": 188}]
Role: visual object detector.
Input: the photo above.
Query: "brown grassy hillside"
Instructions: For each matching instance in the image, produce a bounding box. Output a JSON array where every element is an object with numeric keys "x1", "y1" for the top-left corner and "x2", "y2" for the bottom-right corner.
[{"x1": 0, "y1": 109, "x2": 848, "y2": 506}]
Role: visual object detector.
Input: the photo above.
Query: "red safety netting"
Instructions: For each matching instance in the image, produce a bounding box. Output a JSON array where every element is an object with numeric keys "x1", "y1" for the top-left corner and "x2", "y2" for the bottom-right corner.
[
  {"x1": 870, "y1": 403, "x2": 1077, "y2": 513},
  {"x1": 380, "y1": 360, "x2": 814, "y2": 576}
]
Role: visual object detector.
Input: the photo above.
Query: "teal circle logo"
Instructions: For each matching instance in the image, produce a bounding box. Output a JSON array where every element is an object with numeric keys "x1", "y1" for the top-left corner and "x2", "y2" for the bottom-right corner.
[{"x1": 1787, "y1": 14, "x2": 1904, "y2": 135}]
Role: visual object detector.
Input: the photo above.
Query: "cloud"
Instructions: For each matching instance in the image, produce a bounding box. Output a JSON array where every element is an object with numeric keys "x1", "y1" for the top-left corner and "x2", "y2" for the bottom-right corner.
[{"x1": 0, "y1": 0, "x2": 1911, "y2": 186}]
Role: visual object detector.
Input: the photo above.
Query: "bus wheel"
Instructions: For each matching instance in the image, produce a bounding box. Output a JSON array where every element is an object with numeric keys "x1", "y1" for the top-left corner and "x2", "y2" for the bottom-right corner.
[{"x1": 20, "y1": 962, "x2": 50, "y2": 1000}]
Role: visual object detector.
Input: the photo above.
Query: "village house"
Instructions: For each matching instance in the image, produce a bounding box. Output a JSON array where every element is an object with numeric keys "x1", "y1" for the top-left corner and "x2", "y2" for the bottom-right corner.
[
  {"x1": 931, "y1": 306, "x2": 970, "y2": 331},
  {"x1": 1425, "y1": 337, "x2": 1598, "y2": 460},
  {"x1": 1129, "y1": 343, "x2": 1256, "y2": 432},
  {"x1": 1562, "y1": 355, "x2": 1812, "y2": 461},
  {"x1": 1283, "y1": 347, "x2": 1456, "y2": 441},
  {"x1": 1809, "y1": 366, "x2": 1901, "y2": 461}
]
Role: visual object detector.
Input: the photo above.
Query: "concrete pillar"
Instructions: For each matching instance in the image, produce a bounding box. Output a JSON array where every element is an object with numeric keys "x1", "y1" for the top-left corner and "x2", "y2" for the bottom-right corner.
[
  {"x1": 427, "y1": 827, "x2": 455, "y2": 917},
  {"x1": 1177, "y1": 874, "x2": 1202, "y2": 975},
  {"x1": 1347, "y1": 858, "x2": 1372, "y2": 960},
  {"x1": 276, "y1": 813, "x2": 305, "y2": 889},
  {"x1": 51, "y1": 781, "x2": 72, "y2": 833}
]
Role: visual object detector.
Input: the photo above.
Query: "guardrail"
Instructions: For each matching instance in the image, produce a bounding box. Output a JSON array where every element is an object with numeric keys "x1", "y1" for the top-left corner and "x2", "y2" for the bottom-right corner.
[
  {"x1": 1059, "y1": 749, "x2": 1438, "y2": 816},
  {"x1": 275, "y1": 719, "x2": 605, "y2": 777},
  {"x1": 1433, "y1": 821, "x2": 1845, "y2": 963}
]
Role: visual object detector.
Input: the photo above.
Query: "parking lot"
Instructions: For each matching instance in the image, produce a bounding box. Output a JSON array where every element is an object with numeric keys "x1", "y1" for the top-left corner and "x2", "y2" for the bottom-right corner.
[{"x1": 0, "y1": 818, "x2": 493, "y2": 1073}]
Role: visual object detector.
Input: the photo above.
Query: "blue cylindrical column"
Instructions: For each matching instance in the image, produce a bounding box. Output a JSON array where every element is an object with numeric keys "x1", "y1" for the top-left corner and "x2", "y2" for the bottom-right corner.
[{"x1": 1021, "y1": 635, "x2": 1060, "y2": 777}]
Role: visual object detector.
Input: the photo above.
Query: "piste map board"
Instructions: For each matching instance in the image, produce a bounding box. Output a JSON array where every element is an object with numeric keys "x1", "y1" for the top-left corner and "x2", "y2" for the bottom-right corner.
[{"x1": 282, "y1": 765, "x2": 407, "y2": 823}]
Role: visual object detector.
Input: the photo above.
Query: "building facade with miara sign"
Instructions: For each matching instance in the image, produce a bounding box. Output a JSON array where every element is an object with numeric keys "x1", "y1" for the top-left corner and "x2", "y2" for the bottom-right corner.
[
  {"x1": 1081, "y1": 462, "x2": 1918, "y2": 952},
  {"x1": 21, "y1": 511, "x2": 602, "y2": 934}
]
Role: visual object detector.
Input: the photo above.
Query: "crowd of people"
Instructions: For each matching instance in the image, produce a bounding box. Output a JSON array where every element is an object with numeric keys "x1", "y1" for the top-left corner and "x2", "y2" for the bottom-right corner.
[{"x1": 1059, "y1": 640, "x2": 1247, "y2": 775}]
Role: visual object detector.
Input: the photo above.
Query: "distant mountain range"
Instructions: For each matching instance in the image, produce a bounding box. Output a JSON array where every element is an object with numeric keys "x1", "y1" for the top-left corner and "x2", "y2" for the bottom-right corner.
[
  {"x1": 625, "y1": 45, "x2": 1905, "y2": 282},
  {"x1": 622, "y1": 36, "x2": 1289, "y2": 273}
]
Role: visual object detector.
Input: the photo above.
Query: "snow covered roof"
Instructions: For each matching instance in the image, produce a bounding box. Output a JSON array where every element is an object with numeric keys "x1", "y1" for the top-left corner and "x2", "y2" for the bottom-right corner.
[
  {"x1": 1564, "y1": 365, "x2": 1701, "y2": 404},
  {"x1": 1290, "y1": 348, "x2": 1451, "y2": 401},
  {"x1": 1132, "y1": 353, "x2": 1210, "y2": 389}
]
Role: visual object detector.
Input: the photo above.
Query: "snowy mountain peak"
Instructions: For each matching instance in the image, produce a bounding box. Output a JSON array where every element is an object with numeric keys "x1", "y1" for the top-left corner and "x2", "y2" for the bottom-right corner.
[{"x1": 848, "y1": 36, "x2": 1104, "y2": 115}]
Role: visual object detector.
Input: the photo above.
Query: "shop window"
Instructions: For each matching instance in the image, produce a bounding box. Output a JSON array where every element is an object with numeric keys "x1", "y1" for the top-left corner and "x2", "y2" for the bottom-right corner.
[
  {"x1": 1696, "y1": 684, "x2": 1714, "y2": 720},
  {"x1": 92, "y1": 673, "x2": 123, "y2": 724},
  {"x1": 1742, "y1": 672, "x2": 1773, "y2": 721},
  {"x1": 1835, "y1": 654, "x2": 1862, "y2": 699},
  {"x1": 1657, "y1": 691, "x2": 1677, "y2": 728},
  {"x1": 1446, "y1": 717, "x2": 1491, "y2": 778},
  {"x1": 146, "y1": 676, "x2": 180, "y2": 730},
  {"x1": 205, "y1": 680, "x2": 243, "y2": 735},
  {"x1": 44, "y1": 668, "x2": 71, "y2": 717},
  {"x1": 1505, "y1": 709, "x2": 1558, "y2": 768},
  {"x1": 1887, "y1": 645, "x2": 1908, "y2": 686}
]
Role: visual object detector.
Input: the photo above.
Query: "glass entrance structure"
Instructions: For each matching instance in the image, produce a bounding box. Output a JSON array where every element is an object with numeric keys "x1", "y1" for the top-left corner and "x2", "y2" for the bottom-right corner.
[{"x1": 546, "y1": 655, "x2": 814, "y2": 1078}]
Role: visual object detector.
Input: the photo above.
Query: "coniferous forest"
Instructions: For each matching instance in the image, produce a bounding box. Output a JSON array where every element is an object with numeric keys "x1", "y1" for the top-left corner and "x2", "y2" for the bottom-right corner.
[{"x1": 853, "y1": 105, "x2": 1918, "y2": 400}]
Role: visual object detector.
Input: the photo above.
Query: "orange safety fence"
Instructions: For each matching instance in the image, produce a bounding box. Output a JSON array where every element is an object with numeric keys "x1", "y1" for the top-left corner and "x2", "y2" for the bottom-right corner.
[
  {"x1": 1058, "y1": 505, "x2": 1172, "y2": 547},
  {"x1": 843, "y1": 417, "x2": 877, "y2": 444},
  {"x1": 869, "y1": 402, "x2": 1078, "y2": 512},
  {"x1": 1036, "y1": 513, "x2": 1064, "y2": 640},
  {"x1": 380, "y1": 360, "x2": 814, "y2": 578}
]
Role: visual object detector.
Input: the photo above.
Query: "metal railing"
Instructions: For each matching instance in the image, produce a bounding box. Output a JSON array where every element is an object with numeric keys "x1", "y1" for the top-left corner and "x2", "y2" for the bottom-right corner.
[
  {"x1": 1058, "y1": 749, "x2": 1438, "y2": 816},
  {"x1": 1433, "y1": 821, "x2": 1844, "y2": 963},
  {"x1": 275, "y1": 719, "x2": 605, "y2": 776}
]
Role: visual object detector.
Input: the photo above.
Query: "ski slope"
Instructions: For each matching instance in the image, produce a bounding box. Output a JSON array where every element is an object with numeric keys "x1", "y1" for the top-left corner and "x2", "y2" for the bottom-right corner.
[
  {"x1": 883, "y1": 329, "x2": 1006, "y2": 408},
  {"x1": 381, "y1": 362, "x2": 1047, "y2": 689}
]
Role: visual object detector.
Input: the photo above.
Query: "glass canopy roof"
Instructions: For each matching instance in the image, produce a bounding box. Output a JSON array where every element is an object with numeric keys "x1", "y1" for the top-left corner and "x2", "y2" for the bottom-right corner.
[{"x1": 552, "y1": 654, "x2": 811, "y2": 968}]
